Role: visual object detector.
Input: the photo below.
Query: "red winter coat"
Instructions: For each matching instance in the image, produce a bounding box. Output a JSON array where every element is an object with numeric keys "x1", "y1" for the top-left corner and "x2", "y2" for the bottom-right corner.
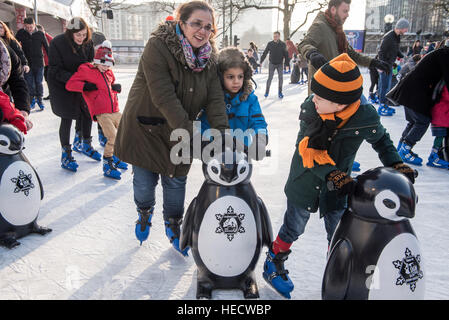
[
  {"x1": 65, "y1": 63, "x2": 119, "y2": 120},
  {"x1": 0, "y1": 91, "x2": 27, "y2": 134},
  {"x1": 42, "y1": 33, "x2": 53, "y2": 66},
  {"x1": 431, "y1": 86, "x2": 449, "y2": 128}
]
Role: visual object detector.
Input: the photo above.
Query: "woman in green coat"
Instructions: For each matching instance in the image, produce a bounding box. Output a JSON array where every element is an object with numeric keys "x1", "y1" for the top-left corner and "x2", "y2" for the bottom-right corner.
[{"x1": 114, "y1": 1, "x2": 229, "y2": 255}]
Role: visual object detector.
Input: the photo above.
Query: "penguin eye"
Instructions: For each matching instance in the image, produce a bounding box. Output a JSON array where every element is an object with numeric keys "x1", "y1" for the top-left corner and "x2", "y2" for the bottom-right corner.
[
  {"x1": 211, "y1": 166, "x2": 219, "y2": 174},
  {"x1": 0, "y1": 140, "x2": 7, "y2": 146},
  {"x1": 383, "y1": 199, "x2": 396, "y2": 209},
  {"x1": 239, "y1": 167, "x2": 246, "y2": 174}
]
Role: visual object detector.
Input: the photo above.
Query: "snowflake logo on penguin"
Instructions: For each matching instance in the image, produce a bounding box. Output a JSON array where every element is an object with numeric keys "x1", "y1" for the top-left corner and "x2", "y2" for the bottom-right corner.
[
  {"x1": 393, "y1": 248, "x2": 423, "y2": 292},
  {"x1": 215, "y1": 206, "x2": 245, "y2": 241},
  {"x1": 10, "y1": 170, "x2": 34, "y2": 196}
]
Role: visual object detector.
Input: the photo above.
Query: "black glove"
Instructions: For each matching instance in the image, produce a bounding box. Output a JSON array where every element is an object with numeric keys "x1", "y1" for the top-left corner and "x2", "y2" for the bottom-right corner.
[
  {"x1": 111, "y1": 83, "x2": 122, "y2": 93},
  {"x1": 248, "y1": 134, "x2": 268, "y2": 161},
  {"x1": 306, "y1": 50, "x2": 327, "y2": 70},
  {"x1": 83, "y1": 82, "x2": 97, "y2": 91},
  {"x1": 370, "y1": 59, "x2": 390, "y2": 74},
  {"x1": 391, "y1": 162, "x2": 417, "y2": 184},
  {"x1": 326, "y1": 170, "x2": 356, "y2": 197}
]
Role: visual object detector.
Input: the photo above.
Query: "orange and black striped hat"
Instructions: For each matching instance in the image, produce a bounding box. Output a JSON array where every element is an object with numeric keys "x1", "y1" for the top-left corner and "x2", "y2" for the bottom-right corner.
[{"x1": 311, "y1": 53, "x2": 363, "y2": 105}]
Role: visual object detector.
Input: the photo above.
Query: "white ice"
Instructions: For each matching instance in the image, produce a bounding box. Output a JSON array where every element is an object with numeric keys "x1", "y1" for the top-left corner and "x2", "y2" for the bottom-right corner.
[{"x1": 0, "y1": 66, "x2": 447, "y2": 300}]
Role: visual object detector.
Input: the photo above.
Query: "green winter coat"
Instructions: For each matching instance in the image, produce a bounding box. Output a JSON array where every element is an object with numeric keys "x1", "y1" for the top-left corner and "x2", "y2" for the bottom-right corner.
[
  {"x1": 114, "y1": 22, "x2": 229, "y2": 177},
  {"x1": 298, "y1": 12, "x2": 373, "y2": 94},
  {"x1": 284, "y1": 95, "x2": 403, "y2": 215}
]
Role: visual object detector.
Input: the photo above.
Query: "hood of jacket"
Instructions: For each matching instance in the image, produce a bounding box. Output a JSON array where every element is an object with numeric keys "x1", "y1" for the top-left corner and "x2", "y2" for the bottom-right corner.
[{"x1": 151, "y1": 21, "x2": 218, "y2": 69}]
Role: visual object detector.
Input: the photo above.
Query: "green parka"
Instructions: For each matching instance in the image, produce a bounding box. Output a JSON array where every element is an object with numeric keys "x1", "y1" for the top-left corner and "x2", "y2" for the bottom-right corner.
[
  {"x1": 114, "y1": 22, "x2": 229, "y2": 177},
  {"x1": 284, "y1": 95, "x2": 403, "y2": 215},
  {"x1": 298, "y1": 12, "x2": 373, "y2": 94}
]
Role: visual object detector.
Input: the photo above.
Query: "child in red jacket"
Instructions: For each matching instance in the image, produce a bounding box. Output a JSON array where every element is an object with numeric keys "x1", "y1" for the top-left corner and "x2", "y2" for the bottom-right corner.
[{"x1": 66, "y1": 40, "x2": 127, "y2": 180}]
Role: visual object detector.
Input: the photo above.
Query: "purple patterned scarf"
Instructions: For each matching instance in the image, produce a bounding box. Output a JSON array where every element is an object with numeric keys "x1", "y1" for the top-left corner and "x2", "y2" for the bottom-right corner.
[{"x1": 176, "y1": 23, "x2": 212, "y2": 72}]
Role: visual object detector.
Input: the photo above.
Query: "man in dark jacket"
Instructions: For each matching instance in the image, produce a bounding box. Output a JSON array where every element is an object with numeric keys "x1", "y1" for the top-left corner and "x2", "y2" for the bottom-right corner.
[
  {"x1": 376, "y1": 18, "x2": 408, "y2": 116},
  {"x1": 15, "y1": 17, "x2": 49, "y2": 111},
  {"x1": 260, "y1": 31, "x2": 288, "y2": 98}
]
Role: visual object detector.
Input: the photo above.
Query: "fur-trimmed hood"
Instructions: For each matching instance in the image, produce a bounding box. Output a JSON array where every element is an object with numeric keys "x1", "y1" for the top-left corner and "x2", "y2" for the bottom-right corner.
[
  {"x1": 217, "y1": 47, "x2": 254, "y2": 102},
  {"x1": 150, "y1": 21, "x2": 219, "y2": 69}
]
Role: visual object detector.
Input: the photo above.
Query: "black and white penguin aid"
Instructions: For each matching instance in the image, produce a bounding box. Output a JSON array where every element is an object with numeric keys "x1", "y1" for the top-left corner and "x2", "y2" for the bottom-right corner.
[
  {"x1": 0, "y1": 124, "x2": 51, "y2": 248},
  {"x1": 322, "y1": 166, "x2": 425, "y2": 300},
  {"x1": 180, "y1": 138, "x2": 273, "y2": 299}
]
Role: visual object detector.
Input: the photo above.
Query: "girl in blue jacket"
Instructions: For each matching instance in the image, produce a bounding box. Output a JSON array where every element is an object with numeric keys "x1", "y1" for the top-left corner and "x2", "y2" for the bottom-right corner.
[{"x1": 200, "y1": 47, "x2": 268, "y2": 158}]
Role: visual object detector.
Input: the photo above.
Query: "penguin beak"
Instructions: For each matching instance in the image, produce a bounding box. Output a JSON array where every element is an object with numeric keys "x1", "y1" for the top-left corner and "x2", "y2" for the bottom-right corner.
[
  {"x1": 219, "y1": 163, "x2": 237, "y2": 183},
  {"x1": 396, "y1": 198, "x2": 416, "y2": 219}
]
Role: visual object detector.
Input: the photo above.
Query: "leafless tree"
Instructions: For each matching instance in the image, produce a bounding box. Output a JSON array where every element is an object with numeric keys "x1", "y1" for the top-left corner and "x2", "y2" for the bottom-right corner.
[{"x1": 86, "y1": 0, "x2": 142, "y2": 17}]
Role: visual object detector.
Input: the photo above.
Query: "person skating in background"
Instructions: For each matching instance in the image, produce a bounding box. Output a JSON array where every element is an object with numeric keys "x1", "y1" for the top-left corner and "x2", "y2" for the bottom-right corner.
[
  {"x1": 298, "y1": 0, "x2": 389, "y2": 95},
  {"x1": 249, "y1": 41, "x2": 259, "y2": 72},
  {"x1": 298, "y1": 53, "x2": 308, "y2": 85},
  {"x1": 368, "y1": 55, "x2": 380, "y2": 104},
  {"x1": 15, "y1": 17, "x2": 49, "y2": 111},
  {"x1": 35, "y1": 24, "x2": 52, "y2": 101},
  {"x1": 246, "y1": 48, "x2": 260, "y2": 74},
  {"x1": 387, "y1": 37, "x2": 449, "y2": 169},
  {"x1": 285, "y1": 39, "x2": 298, "y2": 74},
  {"x1": 66, "y1": 40, "x2": 128, "y2": 180},
  {"x1": 0, "y1": 21, "x2": 29, "y2": 74},
  {"x1": 47, "y1": 17, "x2": 97, "y2": 172},
  {"x1": 376, "y1": 18, "x2": 409, "y2": 116},
  {"x1": 200, "y1": 47, "x2": 268, "y2": 158},
  {"x1": 262, "y1": 53, "x2": 414, "y2": 299},
  {"x1": 260, "y1": 31, "x2": 288, "y2": 98}
]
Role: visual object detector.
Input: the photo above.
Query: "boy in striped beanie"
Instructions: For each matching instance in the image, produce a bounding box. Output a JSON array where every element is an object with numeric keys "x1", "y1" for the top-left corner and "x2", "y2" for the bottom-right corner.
[{"x1": 262, "y1": 53, "x2": 415, "y2": 299}]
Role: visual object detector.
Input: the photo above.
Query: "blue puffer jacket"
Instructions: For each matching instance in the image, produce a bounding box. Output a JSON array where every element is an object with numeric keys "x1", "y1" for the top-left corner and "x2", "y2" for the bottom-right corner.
[{"x1": 200, "y1": 89, "x2": 268, "y2": 146}]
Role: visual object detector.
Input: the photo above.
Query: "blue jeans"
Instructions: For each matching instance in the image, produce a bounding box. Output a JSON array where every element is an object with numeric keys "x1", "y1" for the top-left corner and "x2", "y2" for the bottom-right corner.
[
  {"x1": 24, "y1": 67, "x2": 44, "y2": 100},
  {"x1": 132, "y1": 165, "x2": 187, "y2": 221},
  {"x1": 377, "y1": 68, "x2": 392, "y2": 105},
  {"x1": 278, "y1": 200, "x2": 346, "y2": 244}
]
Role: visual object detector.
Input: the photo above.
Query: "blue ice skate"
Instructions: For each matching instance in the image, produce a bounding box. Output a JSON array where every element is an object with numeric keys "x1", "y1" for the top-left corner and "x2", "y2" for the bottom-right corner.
[
  {"x1": 112, "y1": 155, "x2": 128, "y2": 170},
  {"x1": 399, "y1": 143, "x2": 423, "y2": 166},
  {"x1": 263, "y1": 247, "x2": 294, "y2": 299},
  {"x1": 165, "y1": 218, "x2": 189, "y2": 257},
  {"x1": 135, "y1": 207, "x2": 154, "y2": 245},
  {"x1": 103, "y1": 157, "x2": 121, "y2": 180},
  {"x1": 352, "y1": 161, "x2": 361, "y2": 172},
  {"x1": 80, "y1": 137, "x2": 102, "y2": 161},
  {"x1": 278, "y1": 92, "x2": 284, "y2": 99},
  {"x1": 61, "y1": 146, "x2": 78, "y2": 172},
  {"x1": 427, "y1": 148, "x2": 449, "y2": 169},
  {"x1": 29, "y1": 97, "x2": 36, "y2": 110},
  {"x1": 98, "y1": 127, "x2": 107, "y2": 147},
  {"x1": 377, "y1": 104, "x2": 394, "y2": 116},
  {"x1": 72, "y1": 132, "x2": 83, "y2": 152}
]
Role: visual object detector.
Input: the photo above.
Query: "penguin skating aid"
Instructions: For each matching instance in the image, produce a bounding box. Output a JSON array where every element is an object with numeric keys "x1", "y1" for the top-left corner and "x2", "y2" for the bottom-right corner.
[
  {"x1": 0, "y1": 124, "x2": 52, "y2": 248},
  {"x1": 180, "y1": 141, "x2": 273, "y2": 299}
]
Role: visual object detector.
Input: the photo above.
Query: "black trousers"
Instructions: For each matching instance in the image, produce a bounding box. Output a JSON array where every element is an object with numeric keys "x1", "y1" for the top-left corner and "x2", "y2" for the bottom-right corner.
[
  {"x1": 401, "y1": 107, "x2": 431, "y2": 147},
  {"x1": 59, "y1": 104, "x2": 92, "y2": 147}
]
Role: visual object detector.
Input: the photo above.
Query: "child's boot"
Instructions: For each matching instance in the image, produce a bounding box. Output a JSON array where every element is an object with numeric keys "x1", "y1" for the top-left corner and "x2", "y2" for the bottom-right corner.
[
  {"x1": 98, "y1": 126, "x2": 107, "y2": 147},
  {"x1": 81, "y1": 137, "x2": 102, "y2": 161},
  {"x1": 427, "y1": 148, "x2": 449, "y2": 169},
  {"x1": 103, "y1": 156, "x2": 121, "y2": 179},
  {"x1": 399, "y1": 142, "x2": 423, "y2": 166},
  {"x1": 135, "y1": 207, "x2": 154, "y2": 245},
  {"x1": 263, "y1": 243, "x2": 294, "y2": 299},
  {"x1": 61, "y1": 145, "x2": 79, "y2": 172},
  {"x1": 165, "y1": 218, "x2": 189, "y2": 256},
  {"x1": 112, "y1": 154, "x2": 128, "y2": 170}
]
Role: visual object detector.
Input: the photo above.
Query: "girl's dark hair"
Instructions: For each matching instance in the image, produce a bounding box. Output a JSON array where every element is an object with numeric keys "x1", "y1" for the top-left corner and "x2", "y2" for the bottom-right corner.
[
  {"x1": 175, "y1": 1, "x2": 217, "y2": 38},
  {"x1": 249, "y1": 41, "x2": 258, "y2": 51},
  {"x1": 65, "y1": 17, "x2": 92, "y2": 45},
  {"x1": 218, "y1": 47, "x2": 253, "y2": 82},
  {"x1": 0, "y1": 21, "x2": 18, "y2": 45}
]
